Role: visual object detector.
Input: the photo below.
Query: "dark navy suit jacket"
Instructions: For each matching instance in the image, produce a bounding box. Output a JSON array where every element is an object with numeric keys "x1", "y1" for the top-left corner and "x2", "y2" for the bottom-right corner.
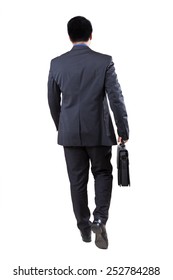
[{"x1": 48, "y1": 45, "x2": 129, "y2": 146}]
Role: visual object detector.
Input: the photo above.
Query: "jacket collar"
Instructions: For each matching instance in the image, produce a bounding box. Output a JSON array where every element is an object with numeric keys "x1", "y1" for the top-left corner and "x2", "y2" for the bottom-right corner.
[{"x1": 71, "y1": 44, "x2": 91, "y2": 51}]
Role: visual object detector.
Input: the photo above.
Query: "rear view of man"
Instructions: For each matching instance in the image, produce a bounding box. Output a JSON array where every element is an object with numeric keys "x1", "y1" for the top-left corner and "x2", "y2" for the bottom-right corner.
[{"x1": 48, "y1": 16, "x2": 129, "y2": 249}]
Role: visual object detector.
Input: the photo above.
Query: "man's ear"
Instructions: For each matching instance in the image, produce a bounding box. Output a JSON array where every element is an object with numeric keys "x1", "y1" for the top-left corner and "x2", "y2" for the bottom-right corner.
[{"x1": 90, "y1": 33, "x2": 92, "y2": 40}]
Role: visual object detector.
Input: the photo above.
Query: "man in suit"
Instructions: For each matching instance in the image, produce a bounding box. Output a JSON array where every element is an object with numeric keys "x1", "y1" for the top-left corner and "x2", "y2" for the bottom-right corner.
[{"x1": 48, "y1": 16, "x2": 129, "y2": 249}]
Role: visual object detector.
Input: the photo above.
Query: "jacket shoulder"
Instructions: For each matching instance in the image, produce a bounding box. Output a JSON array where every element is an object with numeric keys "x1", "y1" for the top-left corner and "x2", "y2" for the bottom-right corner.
[
  {"x1": 50, "y1": 50, "x2": 71, "y2": 64},
  {"x1": 90, "y1": 49, "x2": 112, "y2": 62}
]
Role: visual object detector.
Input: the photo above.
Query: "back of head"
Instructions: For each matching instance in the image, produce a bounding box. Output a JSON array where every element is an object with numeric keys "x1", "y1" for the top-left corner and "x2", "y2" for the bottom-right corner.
[{"x1": 67, "y1": 16, "x2": 93, "y2": 43}]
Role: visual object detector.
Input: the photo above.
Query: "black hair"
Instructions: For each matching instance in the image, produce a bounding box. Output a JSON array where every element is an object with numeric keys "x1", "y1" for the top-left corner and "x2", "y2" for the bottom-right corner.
[{"x1": 67, "y1": 16, "x2": 93, "y2": 42}]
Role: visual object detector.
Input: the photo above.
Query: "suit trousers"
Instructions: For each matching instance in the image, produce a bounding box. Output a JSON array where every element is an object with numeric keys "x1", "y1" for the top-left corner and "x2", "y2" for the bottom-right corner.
[{"x1": 63, "y1": 146, "x2": 113, "y2": 231}]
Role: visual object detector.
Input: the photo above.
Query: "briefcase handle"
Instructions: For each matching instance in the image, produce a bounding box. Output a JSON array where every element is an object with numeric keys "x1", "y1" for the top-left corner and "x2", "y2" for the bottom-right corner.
[{"x1": 120, "y1": 139, "x2": 125, "y2": 148}]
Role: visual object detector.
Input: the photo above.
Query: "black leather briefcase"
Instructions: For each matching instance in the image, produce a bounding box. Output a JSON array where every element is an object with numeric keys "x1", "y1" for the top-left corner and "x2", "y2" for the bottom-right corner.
[{"x1": 117, "y1": 142, "x2": 130, "y2": 186}]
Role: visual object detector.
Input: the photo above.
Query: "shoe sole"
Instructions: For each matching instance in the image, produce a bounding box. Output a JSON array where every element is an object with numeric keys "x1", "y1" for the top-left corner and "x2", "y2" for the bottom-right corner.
[{"x1": 91, "y1": 224, "x2": 108, "y2": 249}]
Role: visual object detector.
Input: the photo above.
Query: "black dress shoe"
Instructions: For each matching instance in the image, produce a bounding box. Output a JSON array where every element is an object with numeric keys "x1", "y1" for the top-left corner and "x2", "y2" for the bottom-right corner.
[
  {"x1": 91, "y1": 219, "x2": 108, "y2": 249},
  {"x1": 80, "y1": 230, "x2": 91, "y2": 243}
]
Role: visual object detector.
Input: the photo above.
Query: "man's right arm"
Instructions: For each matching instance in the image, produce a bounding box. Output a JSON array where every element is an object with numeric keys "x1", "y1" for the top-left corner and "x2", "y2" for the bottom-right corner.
[{"x1": 105, "y1": 58, "x2": 129, "y2": 141}]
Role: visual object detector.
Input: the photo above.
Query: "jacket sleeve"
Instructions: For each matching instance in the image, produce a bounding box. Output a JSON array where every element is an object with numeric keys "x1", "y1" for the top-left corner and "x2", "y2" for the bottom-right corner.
[
  {"x1": 105, "y1": 58, "x2": 129, "y2": 140},
  {"x1": 47, "y1": 62, "x2": 61, "y2": 131}
]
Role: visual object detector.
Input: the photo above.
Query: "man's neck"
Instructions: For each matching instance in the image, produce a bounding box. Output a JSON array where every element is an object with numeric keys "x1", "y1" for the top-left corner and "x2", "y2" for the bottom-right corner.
[{"x1": 73, "y1": 40, "x2": 90, "y2": 46}]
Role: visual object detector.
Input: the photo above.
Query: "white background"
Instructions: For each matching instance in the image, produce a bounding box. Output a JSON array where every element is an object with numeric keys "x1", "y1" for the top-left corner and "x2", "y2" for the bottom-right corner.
[{"x1": 0, "y1": 0, "x2": 173, "y2": 279}]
